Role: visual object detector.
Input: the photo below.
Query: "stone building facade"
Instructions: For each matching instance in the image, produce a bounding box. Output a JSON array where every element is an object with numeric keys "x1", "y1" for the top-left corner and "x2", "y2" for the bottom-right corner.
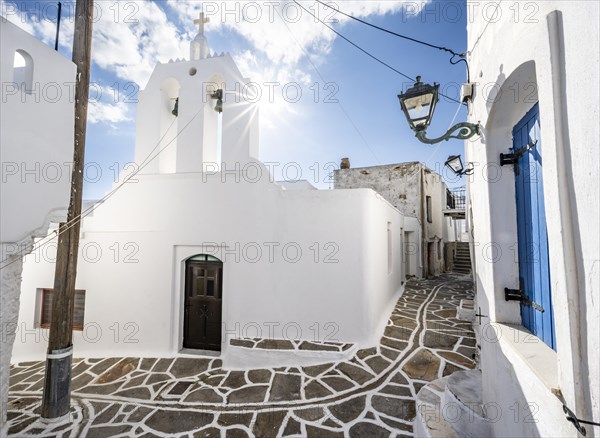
[{"x1": 334, "y1": 162, "x2": 459, "y2": 278}]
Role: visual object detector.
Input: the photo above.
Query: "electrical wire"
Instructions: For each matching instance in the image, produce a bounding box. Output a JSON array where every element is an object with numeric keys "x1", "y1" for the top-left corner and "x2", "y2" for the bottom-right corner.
[
  {"x1": 317, "y1": 0, "x2": 472, "y2": 84},
  {"x1": 291, "y1": 0, "x2": 464, "y2": 105},
  {"x1": 314, "y1": 0, "x2": 462, "y2": 57},
  {"x1": 425, "y1": 99, "x2": 464, "y2": 167},
  {"x1": 275, "y1": 6, "x2": 381, "y2": 163},
  {"x1": 469, "y1": 0, "x2": 504, "y2": 56}
]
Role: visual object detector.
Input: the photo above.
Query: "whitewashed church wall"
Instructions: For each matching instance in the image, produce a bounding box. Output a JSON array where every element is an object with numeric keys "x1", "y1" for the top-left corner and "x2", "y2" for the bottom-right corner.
[
  {"x1": 13, "y1": 168, "x2": 407, "y2": 368},
  {"x1": 466, "y1": 1, "x2": 599, "y2": 435}
]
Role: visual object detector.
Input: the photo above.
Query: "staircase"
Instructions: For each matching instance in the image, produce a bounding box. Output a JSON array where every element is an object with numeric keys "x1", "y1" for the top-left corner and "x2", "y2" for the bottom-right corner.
[
  {"x1": 453, "y1": 242, "x2": 472, "y2": 274},
  {"x1": 413, "y1": 370, "x2": 491, "y2": 438}
]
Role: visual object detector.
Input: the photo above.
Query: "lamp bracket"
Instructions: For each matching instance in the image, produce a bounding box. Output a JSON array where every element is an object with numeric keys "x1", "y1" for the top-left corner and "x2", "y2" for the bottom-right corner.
[
  {"x1": 460, "y1": 164, "x2": 475, "y2": 176},
  {"x1": 415, "y1": 122, "x2": 480, "y2": 145}
]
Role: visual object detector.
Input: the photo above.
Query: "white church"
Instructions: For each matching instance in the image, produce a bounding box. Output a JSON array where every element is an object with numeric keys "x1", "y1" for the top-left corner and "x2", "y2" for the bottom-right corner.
[{"x1": 11, "y1": 15, "x2": 420, "y2": 370}]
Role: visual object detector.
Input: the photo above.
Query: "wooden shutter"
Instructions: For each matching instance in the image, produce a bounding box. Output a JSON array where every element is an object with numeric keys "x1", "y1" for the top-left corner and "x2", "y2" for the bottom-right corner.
[{"x1": 40, "y1": 289, "x2": 85, "y2": 330}]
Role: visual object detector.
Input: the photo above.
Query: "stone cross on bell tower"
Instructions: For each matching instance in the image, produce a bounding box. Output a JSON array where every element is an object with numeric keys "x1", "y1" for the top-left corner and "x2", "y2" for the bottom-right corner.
[
  {"x1": 190, "y1": 12, "x2": 211, "y2": 60},
  {"x1": 194, "y1": 12, "x2": 210, "y2": 35}
]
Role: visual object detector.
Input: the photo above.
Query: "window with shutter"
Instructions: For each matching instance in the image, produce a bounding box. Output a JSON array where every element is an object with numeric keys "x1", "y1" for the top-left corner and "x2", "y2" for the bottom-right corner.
[{"x1": 40, "y1": 289, "x2": 86, "y2": 330}]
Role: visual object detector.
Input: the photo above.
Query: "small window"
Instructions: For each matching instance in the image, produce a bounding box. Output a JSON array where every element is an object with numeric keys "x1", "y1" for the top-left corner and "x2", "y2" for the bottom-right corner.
[
  {"x1": 426, "y1": 196, "x2": 432, "y2": 223},
  {"x1": 40, "y1": 289, "x2": 86, "y2": 330},
  {"x1": 13, "y1": 49, "x2": 34, "y2": 94}
]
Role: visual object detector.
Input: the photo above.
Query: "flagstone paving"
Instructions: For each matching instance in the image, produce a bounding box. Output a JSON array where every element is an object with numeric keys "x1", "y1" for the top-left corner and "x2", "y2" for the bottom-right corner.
[{"x1": 5, "y1": 274, "x2": 476, "y2": 437}]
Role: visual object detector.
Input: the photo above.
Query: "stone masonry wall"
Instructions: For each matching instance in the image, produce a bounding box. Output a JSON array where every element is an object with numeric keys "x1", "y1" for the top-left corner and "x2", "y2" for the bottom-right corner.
[{"x1": 0, "y1": 244, "x2": 25, "y2": 433}]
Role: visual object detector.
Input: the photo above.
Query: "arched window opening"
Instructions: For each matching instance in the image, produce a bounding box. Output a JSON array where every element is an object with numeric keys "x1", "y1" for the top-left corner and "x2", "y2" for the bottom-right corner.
[
  {"x1": 203, "y1": 77, "x2": 225, "y2": 172},
  {"x1": 159, "y1": 78, "x2": 180, "y2": 173},
  {"x1": 13, "y1": 49, "x2": 34, "y2": 94}
]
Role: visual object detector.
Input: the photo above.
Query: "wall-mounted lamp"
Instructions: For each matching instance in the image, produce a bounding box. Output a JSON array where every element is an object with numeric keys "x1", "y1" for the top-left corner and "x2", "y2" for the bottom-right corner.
[
  {"x1": 172, "y1": 97, "x2": 179, "y2": 117},
  {"x1": 398, "y1": 76, "x2": 480, "y2": 144},
  {"x1": 445, "y1": 155, "x2": 473, "y2": 176},
  {"x1": 211, "y1": 89, "x2": 223, "y2": 113}
]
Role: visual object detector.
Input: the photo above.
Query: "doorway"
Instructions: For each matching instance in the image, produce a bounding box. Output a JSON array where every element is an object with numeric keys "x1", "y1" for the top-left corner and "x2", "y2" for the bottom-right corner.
[{"x1": 183, "y1": 255, "x2": 223, "y2": 351}]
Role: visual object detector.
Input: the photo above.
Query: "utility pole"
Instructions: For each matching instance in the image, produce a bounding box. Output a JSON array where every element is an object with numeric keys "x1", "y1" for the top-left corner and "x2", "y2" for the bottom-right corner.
[{"x1": 41, "y1": 0, "x2": 93, "y2": 419}]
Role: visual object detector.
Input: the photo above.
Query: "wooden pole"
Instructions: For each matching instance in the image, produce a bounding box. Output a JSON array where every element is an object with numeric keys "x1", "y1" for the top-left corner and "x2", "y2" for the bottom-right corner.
[{"x1": 41, "y1": 0, "x2": 93, "y2": 419}]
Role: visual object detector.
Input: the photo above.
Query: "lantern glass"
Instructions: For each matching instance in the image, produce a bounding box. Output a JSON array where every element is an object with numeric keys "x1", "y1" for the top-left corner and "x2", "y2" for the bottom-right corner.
[
  {"x1": 404, "y1": 93, "x2": 435, "y2": 128},
  {"x1": 445, "y1": 155, "x2": 464, "y2": 174},
  {"x1": 398, "y1": 77, "x2": 439, "y2": 131}
]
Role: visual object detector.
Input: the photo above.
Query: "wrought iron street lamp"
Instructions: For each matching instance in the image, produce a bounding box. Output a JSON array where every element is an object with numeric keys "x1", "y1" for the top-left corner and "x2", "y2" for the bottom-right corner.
[
  {"x1": 445, "y1": 155, "x2": 473, "y2": 176},
  {"x1": 398, "y1": 76, "x2": 480, "y2": 144}
]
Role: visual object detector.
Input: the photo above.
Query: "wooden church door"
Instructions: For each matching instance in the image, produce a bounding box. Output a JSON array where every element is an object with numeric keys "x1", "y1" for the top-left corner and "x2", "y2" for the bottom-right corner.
[
  {"x1": 183, "y1": 256, "x2": 223, "y2": 351},
  {"x1": 513, "y1": 103, "x2": 556, "y2": 350}
]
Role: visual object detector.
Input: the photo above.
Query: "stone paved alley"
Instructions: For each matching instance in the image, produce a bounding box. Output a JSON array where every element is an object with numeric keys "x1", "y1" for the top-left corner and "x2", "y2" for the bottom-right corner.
[{"x1": 5, "y1": 274, "x2": 476, "y2": 437}]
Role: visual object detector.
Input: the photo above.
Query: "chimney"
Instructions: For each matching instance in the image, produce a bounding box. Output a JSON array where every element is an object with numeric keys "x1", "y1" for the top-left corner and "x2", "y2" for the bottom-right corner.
[{"x1": 340, "y1": 157, "x2": 350, "y2": 170}]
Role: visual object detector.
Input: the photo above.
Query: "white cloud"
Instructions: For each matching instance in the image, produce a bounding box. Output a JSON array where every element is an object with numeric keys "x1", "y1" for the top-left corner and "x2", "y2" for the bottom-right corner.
[
  {"x1": 3, "y1": 0, "x2": 427, "y2": 130},
  {"x1": 87, "y1": 99, "x2": 130, "y2": 125},
  {"x1": 1, "y1": 0, "x2": 35, "y2": 34},
  {"x1": 166, "y1": 1, "x2": 426, "y2": 67},
  {"x1": 87, "y1": 85, "x2": 132, "y2": 126},
  {"x1": 163, "y1": 1, "x2": 427, "y2": 129}
]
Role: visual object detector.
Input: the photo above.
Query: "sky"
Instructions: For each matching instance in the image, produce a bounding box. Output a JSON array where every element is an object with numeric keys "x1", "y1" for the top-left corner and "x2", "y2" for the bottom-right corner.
[{"x1": 2, "y1": 0, "x2": 470, "y2": 199}]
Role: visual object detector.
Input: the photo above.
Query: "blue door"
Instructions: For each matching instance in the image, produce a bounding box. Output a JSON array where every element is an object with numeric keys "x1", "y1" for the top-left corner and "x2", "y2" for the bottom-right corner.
[{"x1": 513, "y1": 103, "x2": 556, "y2": 350}]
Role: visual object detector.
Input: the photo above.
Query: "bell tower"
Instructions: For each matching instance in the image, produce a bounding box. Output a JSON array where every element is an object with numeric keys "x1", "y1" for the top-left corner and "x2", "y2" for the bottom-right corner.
[{"x1": 133, "y1": 15, "x2": 259, "y2": 175}]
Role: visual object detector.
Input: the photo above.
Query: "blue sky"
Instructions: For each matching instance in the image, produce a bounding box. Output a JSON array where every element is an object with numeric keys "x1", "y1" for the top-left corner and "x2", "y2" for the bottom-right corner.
[{"x1": 2, "y1": 0, "x2": 470, "y2": 198}]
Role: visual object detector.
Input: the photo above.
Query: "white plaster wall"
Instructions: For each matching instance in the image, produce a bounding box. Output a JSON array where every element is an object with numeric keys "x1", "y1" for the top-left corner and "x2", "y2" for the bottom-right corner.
[
  {"x1": 0, "y1": 19, "x2": 75, "y2": 244},
  {"x1": 466, "y1": 1, "x2": 599, "y2": 435},
  {"x1": 13, "y1": 168, "x2": 407, "y2": 368},
  {"x1": 0, "y1": 19, "x2": 75, "y2": 432}
]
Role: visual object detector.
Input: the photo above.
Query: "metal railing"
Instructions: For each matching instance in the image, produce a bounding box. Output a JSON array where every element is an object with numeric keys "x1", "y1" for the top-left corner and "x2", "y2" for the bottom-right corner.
[{"x1": 448, "y1": 187, "x2": 466, "y2": 210}]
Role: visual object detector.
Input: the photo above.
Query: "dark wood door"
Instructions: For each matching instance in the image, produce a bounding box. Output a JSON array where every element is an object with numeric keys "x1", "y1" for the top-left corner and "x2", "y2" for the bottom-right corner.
[{"x1": 183, "y1": 259, "x2": 223, "y2": 350}]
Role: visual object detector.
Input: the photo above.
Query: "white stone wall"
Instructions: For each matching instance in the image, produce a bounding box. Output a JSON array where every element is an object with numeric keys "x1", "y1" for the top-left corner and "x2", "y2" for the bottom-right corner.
[
  {"x1": 466, "y1": 1, "x2": 599, "y2": 435},
  {"x1": 0, "y1": 246, "x2": 24, "y2": 431},
  {"x1": 0, "y1": 20, "x2": 75, "y2": 431}
]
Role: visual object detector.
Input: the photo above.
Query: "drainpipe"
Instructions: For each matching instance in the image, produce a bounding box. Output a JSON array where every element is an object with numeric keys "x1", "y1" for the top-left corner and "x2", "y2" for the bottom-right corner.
[{"x1": 547, "y1": 9, "x2": 588, "y2": 426}]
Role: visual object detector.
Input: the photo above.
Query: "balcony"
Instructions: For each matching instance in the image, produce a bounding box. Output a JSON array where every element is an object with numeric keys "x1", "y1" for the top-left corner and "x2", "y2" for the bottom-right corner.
[{"x1": 444, "y1": 187, "x2": 466, "y2": 219}]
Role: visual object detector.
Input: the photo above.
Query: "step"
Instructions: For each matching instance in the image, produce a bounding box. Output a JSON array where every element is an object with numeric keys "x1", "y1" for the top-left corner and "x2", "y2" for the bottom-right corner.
[
  {"x1": 413, "y1": 370, "x2": 490, "y2": 438},
  {"x1": 413, "y1": 376, "x2": 459, "y2": 438},
  {"x1": 453, "y1": 269, "x2": 472, "y2": 274},
  {"x1": 454, "y1": 258, "x2": 471, "y2": 263},
  {"x1": 457, "y1": 299, "x2": 476, "y2": 322},
  {"x1": 442, "y1": 370, "x2": 491, "y2": 437}
]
